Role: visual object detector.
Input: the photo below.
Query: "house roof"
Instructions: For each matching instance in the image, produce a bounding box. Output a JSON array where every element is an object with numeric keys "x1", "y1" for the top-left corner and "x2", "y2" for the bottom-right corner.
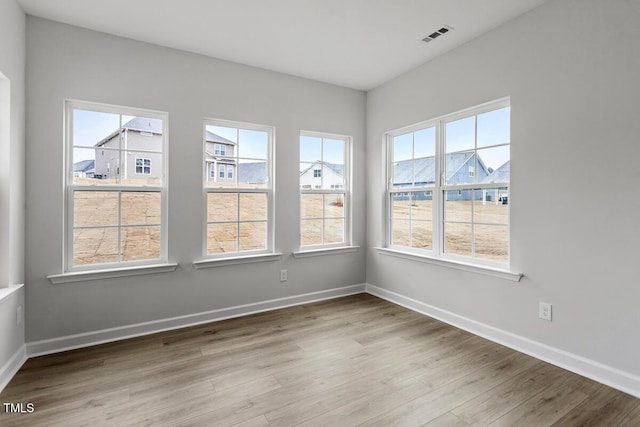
[
  {"x1": 95, "y1": 117, "x2": 163, "y2": 147},
  {"x1": 206, "y1": 130, "x2": 236, "y2": 145},
  {"x1": 300, "y1": 161, "x2": 344, "y2": 177},
  {"x1": 393, "y1": 152, "x2": 478, "y2": 184},
  {"x1": 482, "y1": 160, "x2": 510, "y2": 184},
  {"x1": 73, "y1": 159, "x2": 95, "y2": 173}
]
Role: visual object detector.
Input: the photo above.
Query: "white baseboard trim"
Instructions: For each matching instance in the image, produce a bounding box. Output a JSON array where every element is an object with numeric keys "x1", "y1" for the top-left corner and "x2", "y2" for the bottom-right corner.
[
  {"x1": 0, "y1": 344, "x2": 27, "y2": 394},
  {"x1": 366, "y1": 283, "x2": 640, "y2": 399},
  {"x1": 27, "y1": 284, "x2": 366, "y2": 358}
]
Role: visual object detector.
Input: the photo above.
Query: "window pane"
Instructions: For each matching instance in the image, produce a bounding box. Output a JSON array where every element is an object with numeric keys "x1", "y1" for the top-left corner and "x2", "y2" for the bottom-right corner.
[
  {"x1": 73, "y1": 227, "x2": 119, "y2": 265},
  {"x1": 324, "y1": 218, "x2": 344, "y2": 244},
  {"x1": 238, "y1": 129, "x2": 268, "y2": 159},
  {"x1": 238, "y1": 159, "x2": 268, "y2": 188},
  {"x1": 323, "y1": 138, "x2": 344, "y2": 165},
  {"x1": 393, "y1": 133, "x2": 412, "y2": 162},
  {"x1": 121, "y1": 151, "x2": 162, "y2": 186},
  {"x1": 414, "y1": 127, "x2": 436, "y2": 158},
  {"x1": 478, "y1": 146, "x2": 510, "y2": 183},
  {"x1": 207, "y1": 223, "x2": 238, "y2": 254},
  {"x1": 301, "y1": 219, "x2": 322, "y2": 246},
  {"x1": 206, "y1": 125, "x2": 238, "y2": 144},
  {"x1": 445, "y1": 116, "x2": 475, "y2": 153},
  {"x1": 239, "y1": 221, "x2": 267, "y2": 251},
  {"x1": 239, "y1": 193, "x2": 267, "y2": 221},
  {"x1": 301, "y1": 194, "x2": 323, "y2": 219},
  {"x1": 122, "y1": 117, "x2": 163, "y2": 152},
  {"x1": 477, "y1": 106, "x2": 510, "y2": 148},
  {"x1": 300, "y1": 162, "x2": 317, "y2": 189},
  {"x1": 323, "y1": 194, "x2": 344, "y2": 219},
  {"x1": 73, "y1": 191, "x2": 119, "y2": 227},
  {"x1": 475, "y1": 225, "x2": 508, "y2": 262},
  {"x1": 72, "y1": 109, "x2": 120, "y2": 149},
  {"x1": 300, "y1": 136, "x2": 321, "y2": 163},
  {"x1": 411, "y1": 220, "x2": 432, "y2": 249},
  {"x1": 473, "y1": 189, "x2": 509, "y2": 225},
  {"x1": 74, "y1": 147, "x2": 118, "y2": 185},
  {"x1": 322, "y1": 162, "x2": 345, "y2": 189},
  {"x1": 391, "y1": 193, "x2": 411, "y2": 219},
  {"x1": 121, "y1": 192, "x2": 161, "y2": 225},
  {"x1": 445, "y1": 151, "x2": 476, "y2": 185},
  {"x1": 445, "y1": 192, "x2": 472, "y2": 222},
  {"x1": 207, "y1": 193, "x2": 238, "y2": 222},
  {"x1": 121, "y1": 226, "x2": 161, "y2": 261},
  {"x1": 391, "y1": 219, "x2": 410, "y2": 247},
  {"x1": 411, "y1": 192, "x2": 432, "y2": 221},
  {"x1": 444, "y1": 223, "x2": 472, "y2": 256}
]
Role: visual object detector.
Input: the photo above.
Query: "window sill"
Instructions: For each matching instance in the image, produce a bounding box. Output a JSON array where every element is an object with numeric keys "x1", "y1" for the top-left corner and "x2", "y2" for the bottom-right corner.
[
  {"x1": 374, "y1": 247, "x2": 522, "y2": 282},
  {"x1": 193, "y1": 252, "x2": 283, "y2": 269},
  {"x1": 0, "y1": 284, "x2": 24, "y2": 303},
  {"x1": 293, "y1": 246, "x2": 360, "y2": 259},
  {"x1": 47, "y1": 263, "x2": 178, "y2": 284}
]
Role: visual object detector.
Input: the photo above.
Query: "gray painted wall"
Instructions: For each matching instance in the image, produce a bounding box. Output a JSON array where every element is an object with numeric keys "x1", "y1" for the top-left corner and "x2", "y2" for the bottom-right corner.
[
  {"x1": 0, "y1": 0, "x2": 26, "y2": 370},
  {"x1": 366, "y1": 0, "x2": 640, "y2": 376},
  {"x1": 25, "y1": 17, "x2": 366, "y2": 342}
]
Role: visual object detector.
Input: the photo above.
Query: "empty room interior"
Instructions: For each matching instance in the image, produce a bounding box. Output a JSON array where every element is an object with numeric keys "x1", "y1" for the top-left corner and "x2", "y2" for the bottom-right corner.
[{"x1": 1, "y1": 0, "x2": 640, "y2": 425}]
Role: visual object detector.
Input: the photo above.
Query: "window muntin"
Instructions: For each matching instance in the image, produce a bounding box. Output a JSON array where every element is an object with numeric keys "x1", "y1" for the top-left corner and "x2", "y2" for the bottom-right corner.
[
  {"x1": 66, "y1": 101, "x2": 167, "y2": 270},
  {"x1": 204, "y1": 120, "x2": 273, "y2": 257},
  {"x1": 387, "y1": 99, "x2": 510, "y2": 266},
  {"x1": 300, "y1": 132, "x2": 351, "y2": 248}
]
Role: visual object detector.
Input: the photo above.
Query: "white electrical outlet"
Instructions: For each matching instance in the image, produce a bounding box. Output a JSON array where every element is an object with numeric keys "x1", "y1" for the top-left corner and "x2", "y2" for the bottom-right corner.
[
  {"x1": 17, "y1": 306, "x2": 23, "y2": 325},
  {"x1": 539, "y1": 302, "x2": 552, "y2": 321},
  {"x1": 280, "y1": 269, "x2": 288, "y2": 282}
]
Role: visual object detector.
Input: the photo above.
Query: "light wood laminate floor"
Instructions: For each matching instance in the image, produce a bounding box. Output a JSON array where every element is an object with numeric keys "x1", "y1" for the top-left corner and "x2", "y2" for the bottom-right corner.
[{"x1": 1, "y1": 294, "x2": 639, "y2": 426}]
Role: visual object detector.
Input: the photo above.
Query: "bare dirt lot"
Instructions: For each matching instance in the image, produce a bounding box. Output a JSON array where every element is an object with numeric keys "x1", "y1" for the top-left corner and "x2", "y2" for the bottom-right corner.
[{"x1": 72, "y1": 191, "x2": 508, "y2": 266}]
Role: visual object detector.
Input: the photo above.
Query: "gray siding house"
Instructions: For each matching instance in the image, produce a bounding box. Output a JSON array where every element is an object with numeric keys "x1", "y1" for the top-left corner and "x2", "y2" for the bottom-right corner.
[
  {"x1": 73, "y1": 159, "x2": 95, "y2": 178},
  {"x1": 93, "y1": 117, "x2": 163, "y2": 182},
  {"x1": 205, "y1": 131, "x2": 237, "y2": 183}
]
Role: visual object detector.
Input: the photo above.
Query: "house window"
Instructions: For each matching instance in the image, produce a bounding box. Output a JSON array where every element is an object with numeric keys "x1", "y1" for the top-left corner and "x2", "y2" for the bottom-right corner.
[
  {"x1": 204, "y1": 119, "x2": 273, "y2": 256},
  {"x1": 66, "y1": 100, "x2": 167, "y2": 270},
  {"x1": 209, "y1": 163, "x2": 216, "y2": 179},
  {"x1": 300, "y1": 131, "x2": 351, "y2": 248},
  {"x1": 135, "y1": 158, "x2": 151, "y2": 175},
  {"x1": 387, "y1": 98, "x2": 510, "y2": 265},
  {"x1": 214, "y1": 144, "x2": 226, "y2": 156}
]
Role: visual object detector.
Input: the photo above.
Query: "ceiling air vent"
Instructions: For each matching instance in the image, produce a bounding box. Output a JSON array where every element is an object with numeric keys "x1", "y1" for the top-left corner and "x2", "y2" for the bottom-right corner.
[{"x1": 422, "y1": 25, "x2": 453, "y2": 43}]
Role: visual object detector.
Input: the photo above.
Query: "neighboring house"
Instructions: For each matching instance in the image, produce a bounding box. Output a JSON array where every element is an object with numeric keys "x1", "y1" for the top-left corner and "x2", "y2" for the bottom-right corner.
[
  {"x1": 93, "y1": 117, "x2": 163, "y2": 180},
  {"x1": 300, "y1": 161, "x2": 345, "y2": 189},
  {"x1": 73, "y1": 159, "x2": 95, "y2": 178},
  {"x1": 480, "y1": 160, "x2": 510, "y2": 204},
  {"x1": 393, "y1": 151, "x2": 490, "y2": 200},
  {"x1": 205, "y1": 131, "x2": 237, "y2": 183}
]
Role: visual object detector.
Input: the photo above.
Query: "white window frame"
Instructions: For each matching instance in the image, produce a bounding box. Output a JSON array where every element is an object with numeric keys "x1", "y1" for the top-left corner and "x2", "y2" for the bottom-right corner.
[
  {"x1": 135, "y1": 157, "x2": 151, "y2": 175},
  {"x1": 209, "y1": 163, "x2": 216, "y2": 179},
  {"x1": 227, "y1": 164, "x2": 233, "y2": 179},
  {"x1": 385, "y1": 98, "x2": 510, "y2": 269},
  {"x1": 202, "y1": 118, "x2": 275, "y2": 259},
  {"x1": 299, "y1": 130, "x2": 352, "y2": 250},
  {"x1": 64, "y1": 100, "x2": 168, "y2": 272}
]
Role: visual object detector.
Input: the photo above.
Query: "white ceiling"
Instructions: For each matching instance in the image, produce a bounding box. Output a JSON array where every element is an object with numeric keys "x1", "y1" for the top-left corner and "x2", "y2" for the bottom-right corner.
[{"x1": 17, "y1": 0, "x2": 550, "y2": 91}]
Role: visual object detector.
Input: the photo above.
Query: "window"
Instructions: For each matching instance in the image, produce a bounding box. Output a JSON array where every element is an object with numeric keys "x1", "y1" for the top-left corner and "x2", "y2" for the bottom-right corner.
[
  {"x1": 300, "y1": 131, "x2": 351, "y2": 248},
  {"x1": 209, "y1": 163, "x2": 216, "y2": 179},
  {"x1": 204, "y1": 119, "x2": 273, "y2": 256},
  {"x1": 135, "y1": 158, "x2": 151, "y2": 175},
  {"x1": 214, "y1": 144, "x2": 226, "y2": 156},
  {"x1": 387, "y1": 98, "x2": 510, "y2": 266},
  {"x1": 66, "y1": 100, "x2": 167, "y2": 270}
]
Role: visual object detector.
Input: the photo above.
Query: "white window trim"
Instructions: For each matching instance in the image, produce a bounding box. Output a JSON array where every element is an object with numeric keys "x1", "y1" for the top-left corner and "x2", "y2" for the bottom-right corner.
[
  {"x1": 200, "y1": 118, "x2": 275, "y2": 261},
  {"x1": 385, "y1": 97, "x2": 513, "y2": 271},
  {"x1": 63, "y1": 100, "x2": 169, "y2": 274},
  {"x1": 293, "y1": 245, "x2": 360, "y2": 258},
  {"x1": 299, "y1": 130, "x2": 353, "y2": 251},
  {"x1": 47, "y1": 263, "x2": 178, "y2": 284}
]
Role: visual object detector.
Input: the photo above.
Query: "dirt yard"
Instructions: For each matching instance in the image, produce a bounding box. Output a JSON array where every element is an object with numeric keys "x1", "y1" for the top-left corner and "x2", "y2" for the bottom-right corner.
[{"x1": 72, "y1": 191, "x2": 508, "y2": 265}]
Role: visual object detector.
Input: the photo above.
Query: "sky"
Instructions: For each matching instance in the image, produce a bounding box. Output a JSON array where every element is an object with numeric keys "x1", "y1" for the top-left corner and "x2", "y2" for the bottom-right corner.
[{"x1": 393, "y1": 106, "x2": 510, "y2": 171}]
